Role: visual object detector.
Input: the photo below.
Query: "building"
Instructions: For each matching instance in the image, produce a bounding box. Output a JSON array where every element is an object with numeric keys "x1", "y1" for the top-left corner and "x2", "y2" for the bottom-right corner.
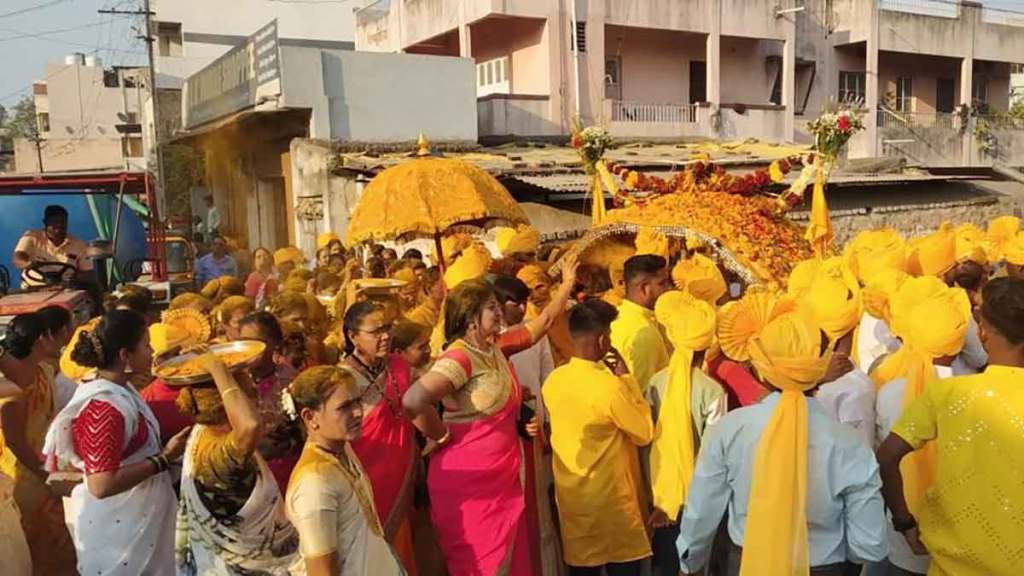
[
  {"x1": 175, "y1": 20, "x2": 477, "y2": 254},
  {"x1": 13, "y1": 54, "x2": 147, "y2": 174},
  {"x1": 355, "y1": 0, "x2": 1024, "y2": 166}
]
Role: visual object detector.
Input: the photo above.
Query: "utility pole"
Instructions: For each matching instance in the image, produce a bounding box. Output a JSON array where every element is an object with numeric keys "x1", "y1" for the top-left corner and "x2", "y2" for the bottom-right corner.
[
  {"x1": 99, "y1": 1, "x2": 166, "y2": 217},
  {"x1": 30, "y1": 133, "x2": 44, "y2": 173}
]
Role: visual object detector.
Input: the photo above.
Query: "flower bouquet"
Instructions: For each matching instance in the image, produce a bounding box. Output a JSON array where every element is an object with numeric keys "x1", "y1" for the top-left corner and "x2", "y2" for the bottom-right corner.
[
  {"x1": 807, "y1": 107, "x2": 864, "y2": 159},
  {"x1": 571, "y1": 123, "x2": 613, "y2": 175}
]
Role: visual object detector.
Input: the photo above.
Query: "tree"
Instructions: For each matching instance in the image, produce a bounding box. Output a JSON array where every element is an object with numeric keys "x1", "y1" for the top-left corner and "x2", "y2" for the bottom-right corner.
[{"x1": 0, "y1": 96, "x2": 39, "y2": 151}]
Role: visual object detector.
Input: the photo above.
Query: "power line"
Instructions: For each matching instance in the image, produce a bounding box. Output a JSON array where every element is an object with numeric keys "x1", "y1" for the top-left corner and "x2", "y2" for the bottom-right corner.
[
  {"x1": 0, "y1": 20, "x2": 109, "y2": 43},
  {"x1": 0, "y1": 0, "x2": 72, "y2": 20}
]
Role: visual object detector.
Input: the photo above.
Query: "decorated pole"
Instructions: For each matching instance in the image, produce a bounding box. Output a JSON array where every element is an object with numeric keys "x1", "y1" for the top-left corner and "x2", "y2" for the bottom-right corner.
[{"x1": 804, "y1": 107, "x2": 864, "y2": 258}]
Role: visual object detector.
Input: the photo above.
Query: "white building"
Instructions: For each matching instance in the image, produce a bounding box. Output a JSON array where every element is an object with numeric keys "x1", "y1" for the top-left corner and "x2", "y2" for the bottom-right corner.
[{"x1": 14, "y1": 54, "x2": 147, "y2": 173}]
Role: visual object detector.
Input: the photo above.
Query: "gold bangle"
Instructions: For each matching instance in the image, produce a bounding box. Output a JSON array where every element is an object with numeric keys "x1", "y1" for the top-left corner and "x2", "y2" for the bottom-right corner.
[
  {"x1": 435, "y1": 427, "x2": 451, "y2": 446},
  {"x1": 221, "y1": 387, "x2": 243, "y2": 398}
]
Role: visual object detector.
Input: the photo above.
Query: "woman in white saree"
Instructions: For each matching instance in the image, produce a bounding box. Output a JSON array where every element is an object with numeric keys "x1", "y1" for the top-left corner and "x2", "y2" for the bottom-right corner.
[
  {"x1": 42, "y1": 310, "x2": 190, "y2": 576},
  {"x1": 174, "y1": 350, "x2": 300, "y2": 574}
]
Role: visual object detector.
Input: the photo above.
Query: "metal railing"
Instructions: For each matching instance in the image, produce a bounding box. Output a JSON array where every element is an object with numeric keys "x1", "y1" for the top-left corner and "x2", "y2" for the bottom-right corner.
[
  {"x1": 879, "y1": 0, "x2": 957, "y2": 18},
  {"x1": 877, "y1": 109, "x2": 957, "y2": 130},
  {"x1": 610, "y1": 101, "x2": 698, "y2": 124}
]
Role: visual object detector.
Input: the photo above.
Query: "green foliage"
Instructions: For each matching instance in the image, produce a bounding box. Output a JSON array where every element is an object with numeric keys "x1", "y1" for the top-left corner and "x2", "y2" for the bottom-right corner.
[
  {"x1": 162, "y1": 144, "x2": 202, "y2": 223},
  {"x1": 0, "y1": 96, "x2": 38, "y2": 150}
]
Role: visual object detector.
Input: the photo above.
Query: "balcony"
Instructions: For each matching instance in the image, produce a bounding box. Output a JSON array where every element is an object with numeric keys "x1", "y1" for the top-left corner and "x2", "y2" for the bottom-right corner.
[{"x1": 605, "y1": 100, "x2": 706, "y2": 139}]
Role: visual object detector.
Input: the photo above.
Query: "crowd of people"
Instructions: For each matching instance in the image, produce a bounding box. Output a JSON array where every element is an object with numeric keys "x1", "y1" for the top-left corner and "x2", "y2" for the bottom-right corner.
[{"x1": 1, "y1": 214, "x2": 1023, "y2": 576}]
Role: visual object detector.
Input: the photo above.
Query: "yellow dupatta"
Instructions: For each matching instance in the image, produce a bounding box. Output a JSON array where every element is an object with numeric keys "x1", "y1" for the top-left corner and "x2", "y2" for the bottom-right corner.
[{"x1": 651, "y1": 291, "x2": 716, "y2": 519}]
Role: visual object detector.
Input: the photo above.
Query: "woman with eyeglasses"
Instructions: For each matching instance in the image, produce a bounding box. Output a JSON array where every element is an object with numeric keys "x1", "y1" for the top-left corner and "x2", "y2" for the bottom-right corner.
[{"x1": 339, "y1": 300, "x2": 419, "y2": 575}]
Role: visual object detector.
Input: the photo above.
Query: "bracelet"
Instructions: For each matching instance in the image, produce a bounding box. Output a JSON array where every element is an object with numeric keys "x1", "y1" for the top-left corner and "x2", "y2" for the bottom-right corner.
[
  {"x1": 892, "y1": 514, "x2": 917, "y2": 533},
  {"x1": 221, "y1": 387, "x2": 243, "y2": 398},
  {"x1": 434, "y1": 427, "x2": 451, "y2": 446},
  {"x1": 148, "y1": 455, "x2": 170, "y2": 474}
]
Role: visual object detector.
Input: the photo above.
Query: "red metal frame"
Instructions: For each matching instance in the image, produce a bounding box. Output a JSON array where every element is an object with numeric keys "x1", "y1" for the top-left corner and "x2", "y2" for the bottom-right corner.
[{"x1": 0, "y1": 170, "x2": 168, "y2": 282}]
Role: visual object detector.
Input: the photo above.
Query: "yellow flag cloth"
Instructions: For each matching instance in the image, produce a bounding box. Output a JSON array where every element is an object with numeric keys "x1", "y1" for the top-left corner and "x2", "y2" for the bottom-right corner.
[
  {"x1": 985, "y1": 215, "x2": 1021, "y2": 262},
  {"x1": 635, "y1": 227, "x2": 670, "y2": 260},
  {"x1": 590, "y1": 161, "x2": 618, "y2": 226},
  {"x1": 317, "y1": 232, "x2": 340, "y2": 250},
  {"x1": 672, "y1": 254, "x2": 727, "y2": 305},
  {"x1": 907, "y1": 224, "x2": 957, "y2": 277},
  {"x1": 843, "y1": 228, "x2": 907, "y2": 285},
  {"x1": 804, "y1": 156, "x2": 833, "y2": 258},
  {"x1": 495, "y1": 225, "x2": 540, "y2": 257},
  {"x1": 1003, "y1": 232, "x2": 1024, "y2": 266},
  {"x1": 651, "y1": 292, "x2": 716, "y2": 519},
  {"x1": 741, "y1": 311, "x2": 831, "y2": 576},
  {"x1": 874, "y1": 278, "x2": 970, "y2": 517},
  {"x1": 443, "y1": 244, "x2": 492, "y2": 290}
]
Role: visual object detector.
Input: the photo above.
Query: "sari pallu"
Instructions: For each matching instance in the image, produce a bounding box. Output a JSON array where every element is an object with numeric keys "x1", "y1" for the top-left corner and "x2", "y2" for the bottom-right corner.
[
  {"x1": 349, "y1": 354, "x2": 418, "y2": 574},
  {"x1": 175, "y1": 424, "x2": 301, "y2": 575},
  {"x1": 43, "y1": 379, "x2": 177, "y2": 576},
  {"x1": 428, "y1": 388, "x2": 529, "y2": 576}
]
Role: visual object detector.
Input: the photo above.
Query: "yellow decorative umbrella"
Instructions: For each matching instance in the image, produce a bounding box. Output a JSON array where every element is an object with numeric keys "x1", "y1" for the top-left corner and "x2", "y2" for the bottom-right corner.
[{"x1": 345, "y1": 136, "x2": 528, "y2": 263}]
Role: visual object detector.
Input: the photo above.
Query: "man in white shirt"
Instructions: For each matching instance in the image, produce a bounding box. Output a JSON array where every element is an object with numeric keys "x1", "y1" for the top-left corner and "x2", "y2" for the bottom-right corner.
[
  {"x1": 816, "y1": 329, "x2": 877, "y2": 449},
  {"x1": 13, "y1": 205, "x2": 93, "y2": 288},
  {"x1": 203, "y1": 194, "x2": 221, "y2": 238}
]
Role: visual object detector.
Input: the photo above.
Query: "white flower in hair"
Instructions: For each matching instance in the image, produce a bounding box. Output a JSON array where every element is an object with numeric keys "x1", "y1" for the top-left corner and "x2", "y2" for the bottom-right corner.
[{"x1": 281, "y1": 389, "x2": 298, "y2": 421}]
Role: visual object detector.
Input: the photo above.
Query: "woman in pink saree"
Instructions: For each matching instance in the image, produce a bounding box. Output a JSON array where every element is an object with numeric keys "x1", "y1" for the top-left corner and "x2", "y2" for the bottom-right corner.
[
  {"x1": 340, "y1": 301, "x2": 418, "y2": 574},
  {"x1": 403, "y1": 257, "x2": 577, "y2": 576}
]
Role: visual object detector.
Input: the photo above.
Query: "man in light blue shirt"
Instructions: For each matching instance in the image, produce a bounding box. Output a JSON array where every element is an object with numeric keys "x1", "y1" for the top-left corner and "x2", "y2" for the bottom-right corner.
[
  {"x1": 676, "y1": 391, "x2": 889, "y2": 575},
  {"x1": 194, "y1": 234, "x2": 238, "y2": 288}
]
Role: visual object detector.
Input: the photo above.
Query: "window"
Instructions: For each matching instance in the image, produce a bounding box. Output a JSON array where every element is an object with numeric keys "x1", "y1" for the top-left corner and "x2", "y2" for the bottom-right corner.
[
  {"x1": 122, "y1": 136, "x2": 144, "y2": 158},
  {"x1": 156, "y1": 21, "x2": 183, "y2": 58},
  {"x1": 36, "y1": 113, "x2": 50, "y2": 134},
  {"x1": 605, "y1": 57, "x2": 621, "y2": 100},
  {"x1": 838, "y1": 71, "x2": 866, "y2": 105},
  {"x1": 103, "y1": 69, "x2": 120, "y2": 88},
  {"x1": 690, "y1": 61, "x2": 707, "y2": 104},
  {"x1": 936, "y1": 78, "x2": 955, "y2": 113},
  {"x1": 895, "y1": 76, "x2": 913, "y2": 112},
  {"x1": 572, "y1": 21, "x2": 586, "y2": 53},
  {"x1": 475, "y1": 56, "x2": 509, "y2": 96},
  {"x1": 972, "y1": 76, "x2": 988, "y2": 104}
]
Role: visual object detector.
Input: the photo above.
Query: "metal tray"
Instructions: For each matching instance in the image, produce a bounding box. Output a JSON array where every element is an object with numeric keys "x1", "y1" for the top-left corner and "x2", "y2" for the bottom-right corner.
[{"x1": 153, "y1": 340, "x2": 266, "y2": 386}]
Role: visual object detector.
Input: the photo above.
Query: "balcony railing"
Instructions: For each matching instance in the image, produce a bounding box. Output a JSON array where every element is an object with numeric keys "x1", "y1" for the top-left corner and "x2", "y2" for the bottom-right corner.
[
  {"x1": 610, "y1": 101, "x2": 698, "y2": 124},
  {"x1": 877, "y1": 109, "x2": 957, "y2": 130}
]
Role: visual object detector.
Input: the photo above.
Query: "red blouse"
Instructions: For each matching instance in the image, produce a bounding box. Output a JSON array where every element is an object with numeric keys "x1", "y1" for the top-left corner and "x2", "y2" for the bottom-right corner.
[{"x1": 71, "y1": 400, "x2": 150, "y2": 474}]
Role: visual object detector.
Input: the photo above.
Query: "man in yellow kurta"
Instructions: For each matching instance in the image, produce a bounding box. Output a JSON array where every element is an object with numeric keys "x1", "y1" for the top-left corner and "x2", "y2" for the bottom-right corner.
[
  {"x1": 877, "y1": 276, "x2": 1024, "y2": 576},
  {"x1": 543, "y1": 299, "x2": 654, "y2": 572},
  {"x1": 610, "y1": 254, "x2": 673, "y2": 392}
]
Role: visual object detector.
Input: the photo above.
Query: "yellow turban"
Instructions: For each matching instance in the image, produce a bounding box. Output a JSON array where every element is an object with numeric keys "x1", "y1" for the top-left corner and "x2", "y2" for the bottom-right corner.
[
  {"x1": 444, "y1": 244, "x2": 492, "y2": 289},
  {"x1": 954, "y1": 223, "x2": 988, "y2": 265},
  {"x1": 907, "y1": 224, "x2": 956, "y2": 277},
  {"x1": 870, "y1": 277, "x2": 970, "y2": 519},
  {"x1": 392, "y1": 267, "x2": 418, "y2": 285},
  {"x1": 803, "y1": 272, "x2": 862, "y2": 342},
  {"x1": 652, "y1": 291, "x2": 716, "y2": 519},
  {"x1": 274, "y1": 246, "x2": 305, "y2": 267},
  {"x1": 60, "y1": 318, "x2": 101, "y2": 382},
  {"x1": 317, "y1": 232, "x2": 340, "y2": 250},
  {"x1": 786, "y1": 258, "x2": 821, "y2": 299},
  {"x1": 741, "y1": 311, "x2": 830, "y2": 576},
  {"x1": 635, "y1": 227, "x2": 669, "y2": 260},
  {"x1": 495, "y1": 225, "x2": 540, "y2": 257},
  {"x1": 516, "y1": 263, "x2": 551, "y2": 291},
  {"x1": 862, "y1": 268, "x2": 910, "y2": 322},
  {"x1": 1004, "y1": 232, "x2": 1024, "y2": 266},
  {"x1": 440, "y1": 234, "x2": 474, "y2": 265},
  {"x1": 672, "y1": 254, "x2": 727, "y2": 305},
  {"x1": 985, "y1": 215, "x2": 1021, "y2": 261},
  {"x1": 843, "y1": 228, "x2": 907, "y2": 284},
  {"x1": 717, "y1": 288, "x2": 795, "y2": 362}
]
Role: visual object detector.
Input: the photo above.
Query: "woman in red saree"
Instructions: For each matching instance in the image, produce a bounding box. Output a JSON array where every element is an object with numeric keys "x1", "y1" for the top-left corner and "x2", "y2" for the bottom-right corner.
[
  {"x1": 402, "y1": 257, "x2": 577, "y2": 576},
  {"x1": 340, "y1": 301, "x2": 418, "y2": 574}
]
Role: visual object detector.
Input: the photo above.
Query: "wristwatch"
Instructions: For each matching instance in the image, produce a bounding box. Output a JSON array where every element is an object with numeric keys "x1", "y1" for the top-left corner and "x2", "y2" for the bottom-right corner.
[{"x1": 892, "y1": 514, "x2": 918, "y2": 533}]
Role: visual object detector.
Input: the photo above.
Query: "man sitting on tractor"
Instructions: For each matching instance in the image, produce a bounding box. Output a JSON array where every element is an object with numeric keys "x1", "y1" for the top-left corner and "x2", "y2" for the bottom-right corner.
[{"x1": 12, "y1": 205, "x2": 94, "y2": 289}]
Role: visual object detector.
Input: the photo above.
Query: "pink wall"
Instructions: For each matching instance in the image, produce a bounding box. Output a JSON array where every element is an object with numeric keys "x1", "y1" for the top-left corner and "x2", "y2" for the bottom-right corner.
[
  {"x1": 472, "y1": 17, "x2": 550, "y2": 95},
  {"x1": 605, "y1": 25, "x2": 705, "y2": 104},
  {"x1": 720, "y1": 36, "x2": 780, "y2": 104}
]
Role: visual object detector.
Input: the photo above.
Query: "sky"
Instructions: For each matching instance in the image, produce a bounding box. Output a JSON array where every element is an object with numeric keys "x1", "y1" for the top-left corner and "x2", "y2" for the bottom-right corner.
[
  {"x1": 0, "y1": 0, "x2": 144, "y2": 107},
  {"x1": 3, "y1": 0, "x2": 1024, "y2": 108}
]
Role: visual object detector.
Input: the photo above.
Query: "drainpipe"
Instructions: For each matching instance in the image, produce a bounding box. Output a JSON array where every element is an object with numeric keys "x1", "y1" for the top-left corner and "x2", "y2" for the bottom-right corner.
[{"x1": 569, "y1": 0, "x2": 581, "y2": 119}]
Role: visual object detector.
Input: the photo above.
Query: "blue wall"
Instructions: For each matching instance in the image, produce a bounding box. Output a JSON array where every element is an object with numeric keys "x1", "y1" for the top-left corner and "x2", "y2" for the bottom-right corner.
[{"x1": 0, "y1": 194, "x2": 147, "y2": 282}]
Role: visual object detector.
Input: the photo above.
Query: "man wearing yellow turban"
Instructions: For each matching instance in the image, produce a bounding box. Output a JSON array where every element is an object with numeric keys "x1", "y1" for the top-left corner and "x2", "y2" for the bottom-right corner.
[
  {"x1": 984, "y1": 214, "x2": 1020, "y2": 263},
  {"x1": 494, "y1": 225, "x2": 540, "y2": 260},
  {"x1": 857, "y1": 268, "x2": 907, "y2": 373},
  {"x1": 872, "y1": 277, "x2": 970, "y2": 576},
  {"x1": 678, "y1": 309, "x2": 887, "y2": 575},
  {"x1": 610, "y1": 255, "x2": 673, "y2": 392},
  {"x1": 543, "y1": 299, "x2": 654, "y2": 573},
  {"x1": 316, "y1": 232, "x2": 340, "y2": 251},
  {"x1": 878, "y1": 276, "x2": 1024, "y2": 576},
  {"x1": 671, "y1": 254, "x2": 727, "y2": 305},
  {"x1": 648, "y1": 291, "x2": 725, "y2": 575},
  {"x1": 1003, "y1": 232, "x2": 1024, "y2": 279},
  {"x1": 907, "y1": 224, "x2": 957, "y2": 279},
  {"x1": 843, "y1": 228, "x2": 907, "y2": 286},
  {"x1": 517, "y1": 263, "x2": 573, "y2": 366}
]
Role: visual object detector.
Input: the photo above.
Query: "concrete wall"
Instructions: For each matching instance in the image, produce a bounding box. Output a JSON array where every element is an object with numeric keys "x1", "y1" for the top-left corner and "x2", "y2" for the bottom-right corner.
[
  {"x1": 718, "y1": 107, "x2": 786, "y2": 141},
  {"x1": 478, "y1": 96, "x2": 560, "y2": 137},
  {"x1": 472, "y1": 17, "x2": 550, "y2": 95},
  {"x1": 605, "y1": 26, "x2": 705, "y2": 104},
  {"x1": 721, "y1": 36, "x2": 781, "y2": 105},
  {"x1": 289, "y1": 139, "x2": 362, "y2": 255},
  {"x1": 320, "y1": 51, "x2": 477, "y2": 142},
  {"x1": 14, "y1": 137, "x2": 135, "y2": 173},
  {"x1": 155, "y1": 0, "x2": 355, "y2": 88},
  {"x1": 280, "y1": 46, "x2": 336, "y2": 140}
]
